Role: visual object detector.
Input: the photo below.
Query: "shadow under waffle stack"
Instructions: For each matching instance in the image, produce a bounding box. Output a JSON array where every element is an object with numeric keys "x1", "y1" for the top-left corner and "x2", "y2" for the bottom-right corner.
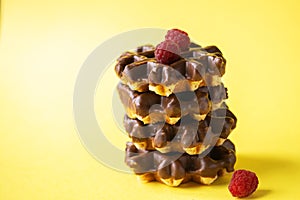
[
  {"x1": 125, "y1": 140, "x2": 236, "y2": 187},
  {"x1": 115, "y1": 33, "x2": 237, "y2": 187}
]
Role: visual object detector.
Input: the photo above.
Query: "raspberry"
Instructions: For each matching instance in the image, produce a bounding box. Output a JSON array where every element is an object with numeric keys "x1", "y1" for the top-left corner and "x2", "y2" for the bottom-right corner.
[
  {"x1": 228, "y1": 169, "x2": 259, "y2": 198},
  {"x1": 165, "y1": 28, "x2": 191, "y2": 51},
  {"x1": 154, "y1": 40, "x2": 181, "y2": 64}
]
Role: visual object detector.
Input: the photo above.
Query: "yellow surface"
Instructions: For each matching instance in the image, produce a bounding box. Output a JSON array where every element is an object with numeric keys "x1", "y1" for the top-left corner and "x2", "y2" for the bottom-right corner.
[{"x1": 1, "y1": 0, "x2": 300, "y2": 199}]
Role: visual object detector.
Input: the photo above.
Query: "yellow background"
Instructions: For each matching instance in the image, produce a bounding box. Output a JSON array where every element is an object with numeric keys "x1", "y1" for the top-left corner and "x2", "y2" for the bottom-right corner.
[{"x1": 1, "y1": 0, "x2": 300, "y2": 199}]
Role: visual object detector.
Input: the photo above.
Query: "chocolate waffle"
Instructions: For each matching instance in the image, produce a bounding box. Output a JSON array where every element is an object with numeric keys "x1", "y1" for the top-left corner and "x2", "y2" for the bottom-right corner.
[
  {"x1": 124, "y1": 108, "x2": 237, "y2": 155},
  {"x1": 117, "y1": 83, "x2": 227, "y2": 125},
  {"x1": 115, "y1": 43, "x2": 226, "y2": 96},
  {"x1": 125, "y1": 139, "x2": 236, "y2": 186}
]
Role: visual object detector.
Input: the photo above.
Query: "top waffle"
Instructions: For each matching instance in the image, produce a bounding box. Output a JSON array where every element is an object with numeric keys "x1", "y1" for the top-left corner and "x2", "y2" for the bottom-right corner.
[{"x1": 115, "y1": 43, "x2": 226, "y2": 96}]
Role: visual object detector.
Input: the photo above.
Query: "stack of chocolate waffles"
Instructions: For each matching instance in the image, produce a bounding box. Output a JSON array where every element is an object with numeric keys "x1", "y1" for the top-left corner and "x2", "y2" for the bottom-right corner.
[{"x1": 115, "y1": 29, "x2": 237, "y2": 186}]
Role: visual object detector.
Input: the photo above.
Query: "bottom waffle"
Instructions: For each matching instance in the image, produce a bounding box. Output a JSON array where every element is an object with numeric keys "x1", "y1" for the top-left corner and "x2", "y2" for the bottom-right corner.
[{"x1": 125, "y1": 140, "x2": 236, "y2": 187}]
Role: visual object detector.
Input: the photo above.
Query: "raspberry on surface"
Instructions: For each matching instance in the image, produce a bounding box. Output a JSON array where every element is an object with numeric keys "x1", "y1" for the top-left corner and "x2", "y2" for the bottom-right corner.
[
  {"x1": 154, "y1": 40, "x2": 181, "y2": 64},
  {"x1": 228, "y1": 169, "x2": 259, "y2": 198},
  {"x1": 165, "y1": 28, "x2": 191, "y2": 51}
]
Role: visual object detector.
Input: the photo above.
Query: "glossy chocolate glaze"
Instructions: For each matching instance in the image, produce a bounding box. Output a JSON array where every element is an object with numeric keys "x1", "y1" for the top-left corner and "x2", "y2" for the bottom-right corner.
[
  {"x1": 115, "y1": 43, "x2": 226, "y2": 94},
  {"x1": 124, "y1": 108, "x2": 237, "y2": 149},
  {"x1": 125, "y1": 140, "x2": 236, "y2": 178},
  {"x1": 117, "y1": 83, "x2": 227, "y2": 121}
]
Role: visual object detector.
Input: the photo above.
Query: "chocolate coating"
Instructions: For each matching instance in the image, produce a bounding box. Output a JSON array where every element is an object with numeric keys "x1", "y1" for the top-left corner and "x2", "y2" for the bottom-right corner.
[
  {"x1": 123, "y1": 108, "x2": 237, "y2": 152},
  {"x1": 117, "y1": 83, "x2": 228, "y2": 124},
  {"x1": 115, "y1": 43, "x2": 226, "y2": 95},
  {"x1": 125, "y1": 140, "x2": 236, "y2": 179}
]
